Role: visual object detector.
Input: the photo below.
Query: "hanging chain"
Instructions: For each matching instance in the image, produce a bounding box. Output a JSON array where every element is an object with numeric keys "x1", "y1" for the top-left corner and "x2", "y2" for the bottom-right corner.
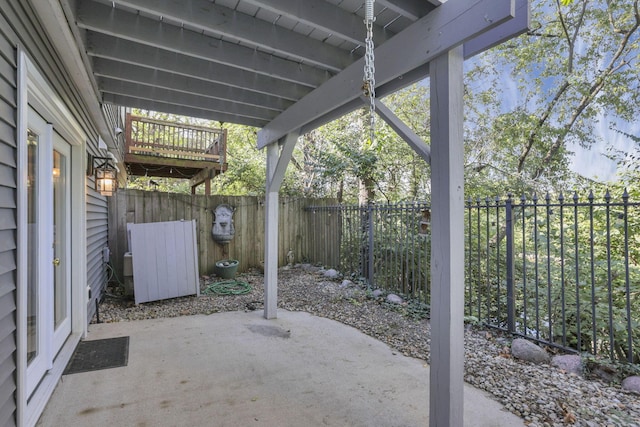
[{"x1": 363, "y1": 0, "x2": 376, "y2": 146}]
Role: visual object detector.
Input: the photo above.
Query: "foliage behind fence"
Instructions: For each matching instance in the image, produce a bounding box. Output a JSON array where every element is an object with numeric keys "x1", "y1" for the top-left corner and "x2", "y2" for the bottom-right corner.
[
  {"x1": 307, "y1": 192, "x2": 639, "y2": 363},
  {"x1": 306, "y1": 202, "x2": 431, "y2": 301},
  {"x1": 467, "y1": 192, "x2": 639, "y2": 363}
]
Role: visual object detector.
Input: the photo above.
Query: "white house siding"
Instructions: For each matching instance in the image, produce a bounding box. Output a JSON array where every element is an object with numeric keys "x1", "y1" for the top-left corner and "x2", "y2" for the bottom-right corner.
[{"x1": 0, "y1": 0, "x2": 112, "y2": 424}]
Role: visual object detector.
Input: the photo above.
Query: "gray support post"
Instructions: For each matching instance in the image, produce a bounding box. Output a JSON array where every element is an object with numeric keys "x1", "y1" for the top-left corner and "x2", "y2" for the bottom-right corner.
[
  {"x1": 429, "y1": 45, "x2": 464, "y2": 427},
  {"x1": 264, "y1": 143, "x2": 279, "y2": 319},
  {"x1": 263, "y1": 132, "x2": 299, "y2": 319}
]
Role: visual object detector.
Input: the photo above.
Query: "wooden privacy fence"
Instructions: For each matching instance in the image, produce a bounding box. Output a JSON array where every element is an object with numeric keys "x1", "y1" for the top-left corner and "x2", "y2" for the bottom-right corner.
[{"x1": 107, "y1": 189, "x2": 337, "y2": 279}]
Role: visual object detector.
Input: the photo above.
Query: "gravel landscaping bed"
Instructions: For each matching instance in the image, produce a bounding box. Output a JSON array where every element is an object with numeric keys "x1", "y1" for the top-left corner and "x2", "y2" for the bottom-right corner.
[{"x1": 95, "y1": 265, "x2": 640, "y2": 427}]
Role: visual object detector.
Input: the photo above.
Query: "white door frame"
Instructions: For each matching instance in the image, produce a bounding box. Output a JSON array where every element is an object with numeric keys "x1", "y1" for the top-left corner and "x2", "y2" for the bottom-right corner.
[
  {"x1": 24, "y1": 107, "x2": 54, "y2": 398},
  {"x1": 16, "y1": 49, "x2": 88, "y2": 427}
]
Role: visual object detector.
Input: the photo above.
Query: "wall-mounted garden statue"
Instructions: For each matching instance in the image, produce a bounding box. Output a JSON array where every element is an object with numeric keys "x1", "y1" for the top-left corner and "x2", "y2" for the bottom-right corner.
[{"x1": 211, "y1": 204, "x2": 235, "y2": 245}]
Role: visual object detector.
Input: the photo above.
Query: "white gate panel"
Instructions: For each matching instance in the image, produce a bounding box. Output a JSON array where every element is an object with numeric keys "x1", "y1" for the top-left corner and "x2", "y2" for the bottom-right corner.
[{"x1": 128, "y1": 220, "x2": 199, "y2": 304}]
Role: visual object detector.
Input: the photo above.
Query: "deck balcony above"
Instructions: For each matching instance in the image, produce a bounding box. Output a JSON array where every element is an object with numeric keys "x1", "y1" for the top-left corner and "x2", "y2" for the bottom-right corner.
[{"x1": 124, "y1": 114, "x2": 227, "y2": 194}]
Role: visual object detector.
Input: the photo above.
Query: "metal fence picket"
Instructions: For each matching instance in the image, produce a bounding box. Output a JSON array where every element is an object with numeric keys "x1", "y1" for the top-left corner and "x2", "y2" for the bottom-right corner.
[{"x1": 306, "y1": 191, "x2": 638, "y2": 363}]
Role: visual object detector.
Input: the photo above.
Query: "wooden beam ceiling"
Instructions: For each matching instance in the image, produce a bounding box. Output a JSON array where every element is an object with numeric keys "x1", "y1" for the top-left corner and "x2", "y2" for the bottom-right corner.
[
  {"x1": 65, "y1": 0, "x2": 527, "y2": 143},
  {"x1": 257, "y1": 0, "x2": 518, "y2": 147}
]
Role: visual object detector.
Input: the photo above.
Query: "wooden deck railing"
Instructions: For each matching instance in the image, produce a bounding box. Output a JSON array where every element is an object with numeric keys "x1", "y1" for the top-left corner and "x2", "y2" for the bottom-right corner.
[{"x1": 125, "y1": 114, "x2": 227, "y2": 163}]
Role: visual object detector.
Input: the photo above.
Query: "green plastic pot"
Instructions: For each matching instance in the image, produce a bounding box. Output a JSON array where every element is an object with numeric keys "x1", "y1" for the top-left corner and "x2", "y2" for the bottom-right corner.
[{"x1": 215, "y1": 259, "x2": 239, "y2": 279}]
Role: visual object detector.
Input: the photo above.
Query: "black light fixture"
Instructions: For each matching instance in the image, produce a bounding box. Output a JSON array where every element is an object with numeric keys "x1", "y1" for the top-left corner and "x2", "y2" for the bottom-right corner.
[{"x1": 87, "y1": 154, "x2": 117, "y2": 197}]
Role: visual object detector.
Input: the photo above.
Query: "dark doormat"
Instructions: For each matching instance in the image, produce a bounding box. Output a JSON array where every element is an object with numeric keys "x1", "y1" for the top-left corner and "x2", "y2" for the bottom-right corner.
[{"x1": 63, "y1": 336, "x2": 130, "y2": 375}]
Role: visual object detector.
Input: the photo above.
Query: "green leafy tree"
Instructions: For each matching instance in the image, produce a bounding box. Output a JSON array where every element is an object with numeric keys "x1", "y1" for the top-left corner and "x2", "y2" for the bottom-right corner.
[
  {"x1": 296, "y1": 85, "x2": 431, "y2": 204},
  {"x1": 464, "y1": 0, "x2": 640, "y2": 195},
  {"x1": 210, "y1": 124, "x2": 265, "y2": 196}
]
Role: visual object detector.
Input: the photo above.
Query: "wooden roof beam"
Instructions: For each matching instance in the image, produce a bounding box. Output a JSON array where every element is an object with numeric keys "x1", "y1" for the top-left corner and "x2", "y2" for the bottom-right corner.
[
  {"x1": 258, "y1": 0, "x2": 520, "y2": 148},
  {"x1": 99, "y1": 78, "x2": 279, "y2": 122},
  {"x1": 112, "y1": 0, "x2": 354, "y2": 73},
  {"x1": 376, "y1": 0, "x2": 436, "y2": 21},
  {"x1": 92, "y1": 59, "x2": 291, "y2": 112},
  {"x1": 242, "y1": 0, "x2": 391, "y2": 46},
  {"x1": 85, "y1": 33, "x2": 311, "y2": 102},
  {"x1": 465, "y1": 0, "x2": 530, "y2": 57},
  {"x1": 76, "y1": 0, "x2": 330, "y2": 88},
  {"x1": 103, "y1": 94, "x2": 268, "y2": 128}
]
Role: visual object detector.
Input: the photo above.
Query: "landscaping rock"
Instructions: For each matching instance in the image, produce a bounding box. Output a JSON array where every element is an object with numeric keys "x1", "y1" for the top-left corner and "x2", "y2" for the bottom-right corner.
[
  {"x1": 386, "y1": 293, "x2": 403, "y2": 304},
  {"x1": 299, "y1": 263, "x2": 321, "y2": 273},
  {"x1": 590, "y1": 364, "x2": 617, "y2": 383},
  {"x1": 511, "y1": 338, "x2": 550, "y2": 364},
  {"x1": 323, "y1": 269, "x2": 340, "y2": 279},
  {"x1": 622, "y1": 376, "x2": 640, "y2": 394},
  {"x1": 319, "y1": 281, "x2": 338, "y2": 294},
  {"x1": 340, "y1": 279, "x2": 353, "y2": 288},
  {"x1": 372, "y1": 289, "x2": 384, "y2": 298},
  {"x1": 551, "y1": 354, "x2": 583, "y2": 376}
]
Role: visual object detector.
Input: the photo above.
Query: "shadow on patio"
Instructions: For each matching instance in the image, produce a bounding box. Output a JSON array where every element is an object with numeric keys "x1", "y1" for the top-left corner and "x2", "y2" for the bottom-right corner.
[{"x1": 37, "y1": 310, "x2": 524, "y2": 427}]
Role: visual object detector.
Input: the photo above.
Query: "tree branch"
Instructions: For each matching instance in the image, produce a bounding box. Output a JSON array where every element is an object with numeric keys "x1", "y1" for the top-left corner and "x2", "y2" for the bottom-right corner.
[
  {"x1": 517, "y1": 1, "x2": 587, "y2": 173},
  {"x1": 532, "y1": 3, "x2": 640, "y2": 179},
  {"x1": 517, "y1": 81, "x2": 570, "y2": 172}
]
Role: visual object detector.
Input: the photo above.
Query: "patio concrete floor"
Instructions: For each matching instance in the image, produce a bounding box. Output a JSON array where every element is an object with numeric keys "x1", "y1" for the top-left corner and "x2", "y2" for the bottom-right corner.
[{"x1": 37, "y1": 310, "x2": 524, "y2": 427}]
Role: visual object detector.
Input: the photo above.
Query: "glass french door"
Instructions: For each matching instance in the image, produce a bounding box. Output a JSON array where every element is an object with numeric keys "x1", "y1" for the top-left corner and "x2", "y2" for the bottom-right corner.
[
  {"x1": 52, "y1": 134, "x2": 72, "y2": 354},
  {"x1": 26, "y1": 107, "x2": 72, "y2": 398},
  {"x1": 26, "y1": 108, "x2": 50, "y2": 397}
]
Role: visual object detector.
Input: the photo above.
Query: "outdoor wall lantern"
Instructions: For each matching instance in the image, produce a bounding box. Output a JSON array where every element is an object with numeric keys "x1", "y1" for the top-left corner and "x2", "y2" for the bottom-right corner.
[{"x1": 87, "y1": 154, "x2": 117, "y2": 197}]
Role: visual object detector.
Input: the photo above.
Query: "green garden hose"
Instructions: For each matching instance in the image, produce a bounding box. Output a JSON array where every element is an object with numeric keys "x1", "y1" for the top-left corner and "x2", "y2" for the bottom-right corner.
[{"x1": 203, "y1": 280, "x2": 252, "y2": 296}]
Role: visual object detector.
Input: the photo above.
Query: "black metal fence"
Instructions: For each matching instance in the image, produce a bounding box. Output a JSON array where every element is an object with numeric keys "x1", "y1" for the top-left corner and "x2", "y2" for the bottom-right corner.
[
  {"x1": 306, "y1": 203, "x2": 431, "y2": 301},
  {"x1": 467, "y1": 191, "x2": 639, "y2": 363},
  {"x1": 306, "y1": 191, "x2": 639, "y2": 363}
]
